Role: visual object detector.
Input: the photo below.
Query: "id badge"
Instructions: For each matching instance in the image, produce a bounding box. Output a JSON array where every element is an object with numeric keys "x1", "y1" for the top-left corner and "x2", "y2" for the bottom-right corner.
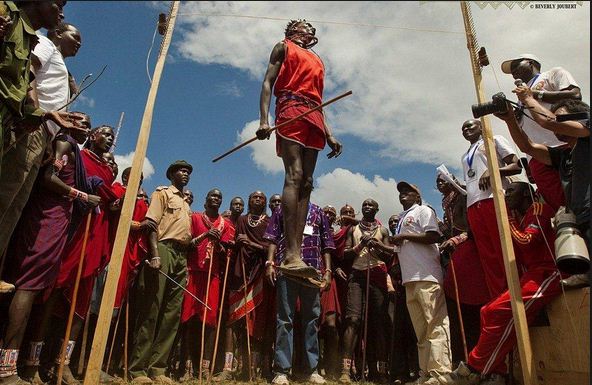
[{"x1": 303, "y1": 225, "x2": 314, "y2": 235}]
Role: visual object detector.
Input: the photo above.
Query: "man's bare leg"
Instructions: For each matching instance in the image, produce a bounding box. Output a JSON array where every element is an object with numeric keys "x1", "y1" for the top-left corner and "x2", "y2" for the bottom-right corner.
[{"x1": 277, "y1": 139, "x2": 317, "y2": 278}]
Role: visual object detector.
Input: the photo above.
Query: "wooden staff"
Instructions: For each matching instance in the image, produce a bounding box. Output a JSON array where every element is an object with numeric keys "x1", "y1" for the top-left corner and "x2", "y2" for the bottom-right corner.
[
  {"x1": 77, "y1": 307, "x2": 92, "y2": 376},
  {"x1": 212, "y1": 90, "x2": 353, "y2": 163},
  {"x1": 207, "y1": 250, "x2": 232, "y2": 385},
  {"x1": 360, "y1": 258, "x2": 371, "y2": 383},
  {"x1": 105, "y1": 304, "x2": 124, "y2": 374},
  {"x1": 460, "y1": 3, "x2": 534, "y2": 385},
  {"x1": 449, "y1": 259, "x2": 468, "y2": 362},
  {"x1": 124, "y1": 300, "x2": 129, "y2": 382},
  {"x1": 57, "y1": 212, "x2": 92, "y2": 385},
  {"x1": 241, "y1": 256, "x2": 253, "y2": 382},
  {"x1": 83, "y1": 3, "x2": 180, "y2": 384},
  {"x1": 199, "y1": 250, "x2": 215, "y2": 385}
]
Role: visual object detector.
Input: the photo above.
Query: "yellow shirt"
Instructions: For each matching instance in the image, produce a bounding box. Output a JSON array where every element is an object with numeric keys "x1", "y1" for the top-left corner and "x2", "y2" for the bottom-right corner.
[
  {"x1": 146, "y1": 185, "x2": 192, "y2": 243},
  {"x1": 352, "y1": 224, "x2": 387, "y2": 271}
]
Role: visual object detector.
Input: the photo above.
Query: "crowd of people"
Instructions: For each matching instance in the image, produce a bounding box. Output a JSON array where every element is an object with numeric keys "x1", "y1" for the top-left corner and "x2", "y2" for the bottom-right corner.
[{"x1": 0, "y1": 5, "x2": 589, "y2": 385}]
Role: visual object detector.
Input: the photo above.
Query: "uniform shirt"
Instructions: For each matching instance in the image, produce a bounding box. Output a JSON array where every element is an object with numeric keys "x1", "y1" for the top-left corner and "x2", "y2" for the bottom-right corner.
[
  {"x1": 146, "y1": 185, "x2": 192, "y2": 243},
  {"x1": 521, "y1": 67, "x2": 579, "y2": 152},
  {"x1": 462, "y1": 136, "x2": 516, "y2": 207},
  {"x1": 0, "y1": 1, "x2": 44, "y2": 123},
  {"x1": 264, "y1": 202, "x2": 335, "y2": 270},
  {"x1": 396, "y1": 204, "x2": 443, "y2": 285},
  {"x1": 32, "y1": 34, "x2": 70, "y2": 137}
]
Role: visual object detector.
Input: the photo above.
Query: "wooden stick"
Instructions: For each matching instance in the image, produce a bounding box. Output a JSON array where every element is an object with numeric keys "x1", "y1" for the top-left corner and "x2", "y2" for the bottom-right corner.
[
  {"x1": 77, "y1": 307, "x2": 92, "y2": 376},
  {"x1": 199, "y1": 251, "x2": 215, "y2": 385},
  {"x1": 361, "y1": 259, "x2": 371, "y2": 383},
  {"x1": 460, "y1": 3, "x2": 535, "y2": 385},
  {"x1": 450, "y1": 259, "x2": 468, "y2": 362},
  {"x1": 212, "y1": 90, "x2": 353, "y2": 163},
  {"x1": 124, "y1": 300, "x2": 129, "y2": 382},
  {"x1": 105, "y1": 304, "x2": 123, "y2": 374},
  {"x1": 241, "y1": 256, "x2": 253, "y2": 382},
  {"x1": 207, "y1": 251, "x2": 232, "y2": 385},
  {"x1": 57, "y1": 212, "x2": 92, "y2": 385},
  {"x1": 83, "y1": 4, "x2": 180, "y2": 385}
]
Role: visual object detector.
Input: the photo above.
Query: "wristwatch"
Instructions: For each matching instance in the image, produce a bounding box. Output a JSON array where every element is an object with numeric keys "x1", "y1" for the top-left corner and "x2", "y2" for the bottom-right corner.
[{"x1": 537, "y1": 90, "x2": 545, "y2": 101}]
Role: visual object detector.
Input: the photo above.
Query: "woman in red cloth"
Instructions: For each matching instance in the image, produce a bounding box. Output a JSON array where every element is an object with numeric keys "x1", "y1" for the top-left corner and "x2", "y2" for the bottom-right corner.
[
  {"x1": 256, "y1": 20, "x2": 342, "y2": 279},
  {"x1": 181, "y1": 189, "x2": 234, "y2": 376}
]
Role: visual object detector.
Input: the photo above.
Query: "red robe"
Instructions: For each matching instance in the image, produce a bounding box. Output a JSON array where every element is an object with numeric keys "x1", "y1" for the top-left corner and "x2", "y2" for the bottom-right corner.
[
  {"x1": 181, "y1": 212, "x2": 234, "y2": 326},
  {"x1": 111, "y1": 182, "x2": 149, "y2": 309},
  {"x1": 56, "y1": 149, "x2": 116, "y2": 318}
]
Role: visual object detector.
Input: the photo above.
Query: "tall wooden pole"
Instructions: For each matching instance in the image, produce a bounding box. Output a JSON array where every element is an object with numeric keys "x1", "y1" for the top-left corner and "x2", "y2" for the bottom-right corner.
[
  {"x1": 460, "y1": 3, "x2": 535, "y2": 385},
  {"x1": 82, "y1": 3, "x2": 180, "y2": 384}
]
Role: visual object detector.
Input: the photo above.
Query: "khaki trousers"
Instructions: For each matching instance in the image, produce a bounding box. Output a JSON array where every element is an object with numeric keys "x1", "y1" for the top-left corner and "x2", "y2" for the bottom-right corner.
[{"x1": 405, "y1": 280, "x2": 452, "y2": 378}]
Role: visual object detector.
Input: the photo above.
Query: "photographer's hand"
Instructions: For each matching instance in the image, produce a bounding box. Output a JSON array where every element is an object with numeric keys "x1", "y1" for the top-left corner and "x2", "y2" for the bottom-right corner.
[
  {"x1": 493, "y1": 101, "x2": 516, "y2": 123},
  {"x1": 513, "y1": 85, "x2": 534, "y2": 104}
]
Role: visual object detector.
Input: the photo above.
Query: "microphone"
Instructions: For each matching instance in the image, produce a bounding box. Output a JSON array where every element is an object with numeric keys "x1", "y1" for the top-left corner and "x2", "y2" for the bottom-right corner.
[{"x1": 514, "y1": 79, "x2": 524, "y2": 87}]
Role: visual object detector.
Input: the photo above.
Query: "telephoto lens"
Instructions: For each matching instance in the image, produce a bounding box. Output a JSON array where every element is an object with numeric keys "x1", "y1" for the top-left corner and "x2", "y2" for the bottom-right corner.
[{"x1": 553, "y1": 208, "x2": 590, "y2": 274}]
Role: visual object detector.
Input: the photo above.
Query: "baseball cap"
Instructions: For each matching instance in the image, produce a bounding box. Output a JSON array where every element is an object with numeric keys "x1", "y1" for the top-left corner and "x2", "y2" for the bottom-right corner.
[{"x1": 501, "y1": 53, "x2": 541, "y2": 74}]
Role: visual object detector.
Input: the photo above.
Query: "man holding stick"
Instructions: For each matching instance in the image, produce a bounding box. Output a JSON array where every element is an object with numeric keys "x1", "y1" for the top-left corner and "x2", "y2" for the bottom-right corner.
[
  {"x1": 256, "y1": 19, "x2": 342, "y2": 279},
  {"x1": 128, "y1": 160, "x2": 193, "y2": 385}
]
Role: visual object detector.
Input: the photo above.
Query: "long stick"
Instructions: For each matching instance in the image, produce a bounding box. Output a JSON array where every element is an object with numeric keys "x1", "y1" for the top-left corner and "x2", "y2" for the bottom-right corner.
[
  {"x1": 212, "y1": 90, "x2": 353, "y2": 163},
  {"x1": 109, "y1": 112, "x2": 125, "y2": 154},
  {"x1": 145, "y1": 260, "x2": 211, "y2": 309},
  {"x1": 361, "y1": 259, "x2": 371, "y2": 383},
  {"x1": 77, "y1": 307, "x2": 92, "y2": 376},
  {"x1": 57, "y1": 212, "x2": 92, "y2": 385},
  {"x1": 83, "y1": 4, "x2": 180, "y2": 385},
  {"x1": 207, "y1": 251, "x2": 232, "y2": 385},
  {"x1": 124, "y1": 300, "x2": 129, "y2": 382},
  {"x1": 241, "y1": 256, "x2": 253, "y2": 382},
  {"x1": 199, "y1": 252, "x2": 215, "y2": 385},
  {"x1": 105, "y1": 304, "x2": 123, "y2": 374},
  {"x1": 449, "y1": 259, "x2": 468, "y2": 362},
  {"x1": 460, "y1": 3, "x2": 534, "y2": 385}
]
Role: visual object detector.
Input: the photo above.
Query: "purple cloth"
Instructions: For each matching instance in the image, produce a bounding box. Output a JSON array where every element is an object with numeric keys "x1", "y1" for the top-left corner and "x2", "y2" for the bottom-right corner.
[{"x1": 263, "y1": 203, "x2": 335, "y2": 269}]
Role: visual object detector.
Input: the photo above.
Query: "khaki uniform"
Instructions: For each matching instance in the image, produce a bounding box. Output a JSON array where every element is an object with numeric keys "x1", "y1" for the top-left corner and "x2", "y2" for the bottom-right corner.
[
  {"x1": 129, "y1": 185, "x2": 192, "y2": 379},
  {"x1": 0, "y1": 1, "x2": 48, "y2": 257}
]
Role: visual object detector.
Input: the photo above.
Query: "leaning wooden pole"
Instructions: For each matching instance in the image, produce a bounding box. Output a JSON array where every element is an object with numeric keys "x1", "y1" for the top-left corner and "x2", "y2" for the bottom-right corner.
[
  {"x1": 83, "y1": 3, "x2": 180, "y2": 384},
  {"x1": 460, "y1": 3, "x2": 535, "y2": 385}
]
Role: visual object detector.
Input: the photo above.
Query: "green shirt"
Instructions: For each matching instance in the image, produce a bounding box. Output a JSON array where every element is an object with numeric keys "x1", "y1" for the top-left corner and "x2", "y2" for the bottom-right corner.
[{"x1": 0, "y1": 1, "x2": 44, "y2": 127}]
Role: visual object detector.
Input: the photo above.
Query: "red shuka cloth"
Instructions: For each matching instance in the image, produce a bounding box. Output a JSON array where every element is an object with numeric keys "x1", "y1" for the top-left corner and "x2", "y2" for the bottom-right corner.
[
  {"x1": 56, "y1": 149, "x2": 116, "y2": 317},
  {"x1": 181, "y1": 213, "x2": 234, "y2": 326},
  {"x1": 111, "y1": 182, "x2": 149, "y2": 309}
]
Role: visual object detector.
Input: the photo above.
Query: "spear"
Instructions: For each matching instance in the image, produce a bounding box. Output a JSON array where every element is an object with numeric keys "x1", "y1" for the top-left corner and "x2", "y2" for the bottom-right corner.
[{"x1": 110, "y1": 112, "x2": 125, "y2": 154}]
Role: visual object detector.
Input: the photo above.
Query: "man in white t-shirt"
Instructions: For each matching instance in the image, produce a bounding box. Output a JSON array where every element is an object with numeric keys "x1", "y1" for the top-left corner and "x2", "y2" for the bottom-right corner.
[
  {"x1": 500, "y1": 53, "x2": 581, "y2": 212},
  {"x1": 32, "y1": 22, "x2": 82, "y2": 138},
  {"x1": 390, "y1": 182, "x2": 451, "y2": 385},
  {"x1": 460, "y1": 119, "x2": 521, "y2": 299}
]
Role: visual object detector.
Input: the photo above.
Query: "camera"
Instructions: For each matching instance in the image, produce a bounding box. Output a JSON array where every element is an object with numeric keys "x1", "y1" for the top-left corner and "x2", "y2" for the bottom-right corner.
[
  {"x1": 553, "y1": 207, "x2": 590, "y2": 274},
  {"x1": 471, "y1": 92, "x2": 509, "y2": 119}
]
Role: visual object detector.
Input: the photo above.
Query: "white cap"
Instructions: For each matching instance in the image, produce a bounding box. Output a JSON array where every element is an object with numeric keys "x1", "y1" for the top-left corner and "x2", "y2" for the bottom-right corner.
[{"x1": 501, "y1": 53, "x2": 541, "y2": 74}]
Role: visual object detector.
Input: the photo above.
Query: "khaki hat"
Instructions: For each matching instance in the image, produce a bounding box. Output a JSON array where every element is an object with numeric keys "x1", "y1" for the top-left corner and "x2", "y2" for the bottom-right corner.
[
  {"x1": 397, "y1": 181, "x2": 422, "y2": 205},
  {"x1": 501, "y1": 53, "x2": 541, "y2": 74},
  {"x1": 166, "y1": 160, "x2": 193, "y2": 180}
]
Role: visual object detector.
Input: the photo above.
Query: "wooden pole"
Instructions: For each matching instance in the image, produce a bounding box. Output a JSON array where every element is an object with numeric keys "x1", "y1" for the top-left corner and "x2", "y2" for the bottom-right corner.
[
  {"x1": 241, "y1": 256, "x2": 253, "y2": 382},
  {"x1": 57, "y1": 212, "x2": 92, "y2": 385},
  {"x1": 449, "y1": 260, "x2": 468, "y2": 362},
  {"x1": 211, "y1": 90, "x2": 352, "y2": 163},
  {"x1": 124, "y1": 300, "x2": 129, "y2": 382},
  {"x1": 199, "y1": 254, "x2": 215, "y2": 385},
  {"x1": 104, "y1": 305, "x2": 123, "y2": 374},
  {"x1": 207, "y1": 251, "x2": 232, "y2": 385},
  {"x1": 460, "y1": 3, "x2": 535, "y2": 385},
  {"x1": 360, "y1": 258, "x2": 371, "y2": 383},
  {"x1": 77, "y1": 307, "x2": 92, "y2": 376},
  {"x1": 82, "y1": 3, "x2": 180, "y2": 384}
]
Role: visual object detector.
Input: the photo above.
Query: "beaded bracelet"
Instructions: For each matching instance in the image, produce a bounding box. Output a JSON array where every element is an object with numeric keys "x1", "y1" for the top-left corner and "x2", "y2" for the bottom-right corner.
[{"x1": 68, "y1": 187, "x2": 89, "y2": 202}]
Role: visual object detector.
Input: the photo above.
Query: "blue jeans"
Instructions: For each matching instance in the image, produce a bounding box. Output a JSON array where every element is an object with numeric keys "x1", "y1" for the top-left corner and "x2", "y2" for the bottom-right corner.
[{"x1": 274, "y1": 275, "x2": 321, "y2": 375}]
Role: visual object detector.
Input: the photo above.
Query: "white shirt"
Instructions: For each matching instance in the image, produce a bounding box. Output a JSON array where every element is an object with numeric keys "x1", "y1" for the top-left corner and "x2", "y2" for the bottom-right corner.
[
  {"x1": 32, "y1": 35, "x2": 70, "y2": 137},
  {"x1": 462, "y1": 135, "x2": 516, "y2": 207},
  {"x1": 396, "y1": 204, "x2": 443, "y2": 285},
  {"x1": 521, "y1": 67, "x2": 579, "y2": 154}
]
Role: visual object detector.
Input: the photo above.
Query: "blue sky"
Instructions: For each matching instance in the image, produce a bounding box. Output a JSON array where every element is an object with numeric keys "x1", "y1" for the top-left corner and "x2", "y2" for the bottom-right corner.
[{"x1": 63, "y1": 1, "x2": 590, "y2": 224}]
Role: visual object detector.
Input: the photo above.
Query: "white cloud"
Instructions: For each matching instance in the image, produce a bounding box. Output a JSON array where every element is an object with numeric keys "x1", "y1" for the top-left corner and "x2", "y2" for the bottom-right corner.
[
  {"x1": 311, "y1": 168, "x2": 402, "y2": 226},
  {"x1": 114, "y1": 152, "x2": 156, "y2": 183},
  {"x1": 71, "y1": 94, "x2": 95, "y2": 109},
  {"x1": 175, "y1": 2, "x2": 589, "y2": 171},
  {"x1": 215, "y1": 81, "x2": 242, "y2": 98},
  {"x1": 237, "y1": 120, "x2": 284, "y2": 174}
]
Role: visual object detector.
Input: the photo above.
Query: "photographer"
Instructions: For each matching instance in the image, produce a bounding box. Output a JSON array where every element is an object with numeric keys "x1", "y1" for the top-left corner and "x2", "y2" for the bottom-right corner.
[
  {"x1": 495, "y1": 90, "x2": 590, "y2": 286},
  {"x1": 500, "y1": 53, "x2": 582, "y2": 212}
]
